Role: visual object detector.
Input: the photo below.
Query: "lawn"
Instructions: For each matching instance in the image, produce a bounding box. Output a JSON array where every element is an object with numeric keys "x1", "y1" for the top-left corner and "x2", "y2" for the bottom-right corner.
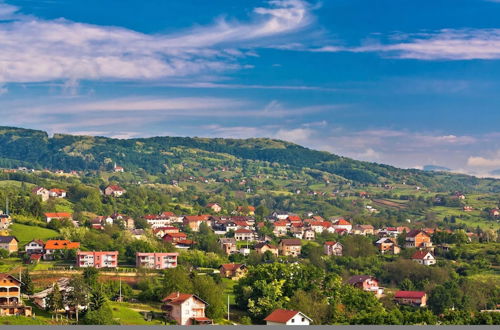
[
  {"x1": 9, "y1": 223, "x2": 60, "y2": 247},
  {"x1": 108, "y1": 302, "x2": 164, "y2": 325},
  {"x1": 0, "y1": 180, "x2": 35, "y2": 189}
]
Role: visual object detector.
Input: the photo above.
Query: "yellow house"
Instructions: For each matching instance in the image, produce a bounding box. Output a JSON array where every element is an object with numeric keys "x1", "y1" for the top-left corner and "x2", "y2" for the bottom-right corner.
[{"x1": 0, "y1": 236, "x2": 18, "y2": 254}]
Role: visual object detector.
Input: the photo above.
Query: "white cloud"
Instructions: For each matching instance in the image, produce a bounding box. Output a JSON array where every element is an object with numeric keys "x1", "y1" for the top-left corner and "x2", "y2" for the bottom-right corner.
[
  {"x1": 310, "y1": 29, "x2": 500, "y2": 60},
  {"x1": 467, "y1": 152, "x2": 500, "y2": 168},
  {"x1": 0, "y1": 1, "x2": 313, "y2": 84}
]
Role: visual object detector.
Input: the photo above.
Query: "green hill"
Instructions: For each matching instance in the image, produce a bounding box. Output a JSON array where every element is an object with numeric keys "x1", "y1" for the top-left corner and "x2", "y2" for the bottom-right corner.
[{"x1": 0, "y1": 126, "x2": 499, "y2": 193}]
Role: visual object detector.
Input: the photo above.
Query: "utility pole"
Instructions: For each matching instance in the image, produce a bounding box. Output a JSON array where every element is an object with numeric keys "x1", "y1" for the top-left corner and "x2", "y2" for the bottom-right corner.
[
  {"x1": 5, "y1": 197, "x2": 9, "y2": 215},
  {"x1": 227, "y1": 294, "x2": 230, "y2": 321},
  {"x1": 119, "y1": 277, "x2": 122, "y2": 302}
]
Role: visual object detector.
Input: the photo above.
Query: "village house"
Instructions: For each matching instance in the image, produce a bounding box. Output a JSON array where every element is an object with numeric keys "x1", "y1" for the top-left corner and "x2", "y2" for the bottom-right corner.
[
  {"x1": 219, "y1": 238, "x2": 237, "y2": 255},
  {"x1": 32, "y1": 186, "x2": 50, "y2": 202},
  {"x1": 254, "y1": 242, "x2": 279, "y2": 256},
  {"x1": 264, "y1": 309, "x2": 312, "y2": 325},
  {"x1": 273, "y1": 221, "x2": 289, "y2": 237},
  {"x1": 153, "y1": 226, "x2": 180, "y2": 238},
  {"x1": 332, "y1": 218, "x2": 353, "y2": 233},
  {"x1": 0, "y1": 273, "x2": 32, "y2": 317},
  {"x1": 463, "y1": 206, "x2": 473, "y2": 212},
  {"x1": 113, "y1": 164, "x2": 124, "y2": 172},
  {"x1": 24, "y1": 240, "x2": 44, "y2": 255},
  {"x1": 323, "y1": 241, "x2": 343, "y2": 256},
  {"x1": 309, "y1": 221, "x2": 332, "y2": 234},
  {"x1": 49, "y1": 188, "x2": 67, "y2": 198},
  {"x1": 347, "y1": 275, "x2": 384, "y2": 297},
  {"x1": 43, "y1": 240, "x2": 80, "y2": 260},
  {"x1": 206, "y1": 203, "x2": 222, "y2": 213},
  {"x1": 30, "y1": 278, "x2": 75, "y2": 311},
  {"x1": 136, "y1": 252, "x2": 179, "y2": 269},
  {"x1": 234, "y1": 228, "x2": 255, "y2": 241},
  {"x1": 219, "y1": 263, "x2": 248, "y2": 280},
  {"x1": 302, "y1": 228, "x2": 316, "y2": 240},
  {"x1": 0, "y1": 213, "x2": 11, "y2": 230},
  {"x1": 44, "y1": 212, "x2": 73, "y2": 223},
  {"x1": 144, "y1": 214, "x2": 172, "y2": 229},
  {"x1": 76, "y1": 251, "x2": 118, "y2": 268},
  {"x1": 489, "y1": 209, "x2": 500, "y2": 217},
  {"x1": 175, "y1": 239, "x2": 196, "y2": 249},
  {"x1": 129, "y1": 229, "x2": 146, "y2": 239},
  {"x1": 236, "y1": 206, "x2": 255, "y2": 215},
  {"x1": 375, "y1": 237, "x2": 401, "y2": 254},
  {"x1": 352, "y1": 224, "x2": 375, "y2": 236},
  {"x1": 183, "y1": 215, "x2": 211, "y2": 232},
  {"x1": 411, "y1": 250, "x2": 436, "y2": 266},
  {"x1": 104, "y1": 185, "x2": 126, "y2": 197},
  {"x1": 0, "y1": 236, "x2": 18, "y2": 254},
  {"x1": 161, "y1": 292, "x2": 212, "y2": 325},
  {"x1": 394, "y1": 291, "x2": 427, "y2": 307},
  {"x1": 163, "y1": 232, "x2": 188, "y2": 244},
  {"x1": 405, "y1": 229, "x2": 433, "y2": 249},
  {"x1": 279, "y1": 238, "x2": 302, "y2": 257}
]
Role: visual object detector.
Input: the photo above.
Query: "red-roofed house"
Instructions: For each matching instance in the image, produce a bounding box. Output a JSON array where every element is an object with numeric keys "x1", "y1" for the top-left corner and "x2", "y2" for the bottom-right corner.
[
  {"x1": 273, "y1": 221, "x2": 289, "y2": 236},
  {"x1": 411, "y1": 250, "x2": 436, "y2": 266},
  {"x1": 161, "y1": 292, "x2": 212, "y2": 325},
  {"x1": 324, "y1": 241, "x2": 343, "y2": 256},
  {"x1": 104, "y1": 185, "x2": 126, "y2": 197},
  {"x1": 234, "y1": 228, "x2": 255, "y2": 241},
  {"x1": 405, "y1": 230, "x2": 432, "y2": 249},
  {"x1": 394, "y1": 291, "x2": 427, "y2": 307},
  {"x1": 44, "y1": 212, "x2": 73, "y2": 223},
  {"x1": 163, "y1": 232, "x2": 188, "y2": 244},
  {"x1": 264, "y1": 309, "x2": 312, "y2": 325},
  {"x1": 183, "y1": 215, "x2": 211, "y2": 232},
  {"x1": 206, "y1": 203, "x2": 222, "y2": 213},
  {"x1": 332, "y1": 218, "x2": 352, "y2": 232},
  {"x1": 219, "y1": 263, "x2": 247, "y2": 279},
  {"x1": 49, "y1": 188, "x2": 67, "y2": 198},
  {"x1": 154, "y1": 227, "x2": 180, "y2": 238}
]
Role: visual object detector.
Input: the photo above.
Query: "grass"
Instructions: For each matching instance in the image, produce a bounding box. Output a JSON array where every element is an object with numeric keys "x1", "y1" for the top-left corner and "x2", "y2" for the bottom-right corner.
[
  {"x1": 108, "y1": 301, "x2": 164, "y2": 325},
  {"x1": 222, "y1": 278, "x2": 236, "y2": 305},
  {"x1": 0, "y1": 257, "x2": 23, "y2": 272},
  {"x1": 0, "y1": 180, "x2": 35, "y2": 189},
  {"x1": 0, "y1": 316, "x2": 49, "y2": 325},
  {"x1": 9, "y1": 223, "x2": 60, "y2": 247}
]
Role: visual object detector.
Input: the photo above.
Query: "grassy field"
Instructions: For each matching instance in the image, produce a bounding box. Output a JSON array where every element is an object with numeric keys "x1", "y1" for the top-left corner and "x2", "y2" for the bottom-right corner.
[
  {"x1": 0, "y1": 257, "x2": 23, "y2": 273},
  {"x1": 9, "y1": 223, "x2": 60, "y2": 247},
  {"x1": 222, "y1": 278, "x2": 237, "y2": 305},
  {"x1": 0, "y1": 180, "x2": 35, "y2": 189},
  {"x1": 0, "y1": 316, "x2": 49, "y2": 325},
  {"x1": 109, "y1": 302, "x2": 164, "y2": 325}
]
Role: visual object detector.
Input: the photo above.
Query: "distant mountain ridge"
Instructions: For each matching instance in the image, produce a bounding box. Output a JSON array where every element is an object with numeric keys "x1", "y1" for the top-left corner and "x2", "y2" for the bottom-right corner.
[{"x1": 0, "y1": 126, "x2": 498, "y2": 192}]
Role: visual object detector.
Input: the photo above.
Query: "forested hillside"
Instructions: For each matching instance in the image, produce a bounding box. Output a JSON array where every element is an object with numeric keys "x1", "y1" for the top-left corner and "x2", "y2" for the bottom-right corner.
[{"x1": 0, "y1": 126, "x2": 499, "y2": 193}]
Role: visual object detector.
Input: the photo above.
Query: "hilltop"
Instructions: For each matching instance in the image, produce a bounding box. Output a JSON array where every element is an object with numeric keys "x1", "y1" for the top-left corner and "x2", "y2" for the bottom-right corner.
[{"x1": 0, "y1": 126, "x2": 499, "y2": 193}]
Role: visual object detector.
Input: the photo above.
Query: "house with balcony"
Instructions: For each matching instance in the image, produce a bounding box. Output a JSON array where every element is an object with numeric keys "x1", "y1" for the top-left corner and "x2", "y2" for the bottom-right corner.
[
  {"x1": 76, "y1": 251, "x2": 118, "y2": 268},
  {"x1": 279, "y1": 239, "x2": 302, "y2": 257},
  {"x1": 323, "y1": 241, "x2": 343, "y2": 256},
  {"x1": 136, "y1": 252, "x2": 179, "y2": 269},
  {"x1": 161, "y1": 292, "x2": 212, "y2": 325},
  {"x1": 0, "y1": 273, "x2": 32, "y2": 317},
  {"x1": 405, "y1": 230, "x2": 433, "y2": 249}
]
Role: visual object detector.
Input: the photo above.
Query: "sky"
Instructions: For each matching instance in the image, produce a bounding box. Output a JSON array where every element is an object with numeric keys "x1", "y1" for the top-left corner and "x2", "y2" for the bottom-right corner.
[{"x1": 1, "y1": 0, "x2": 500, "y2": 177}]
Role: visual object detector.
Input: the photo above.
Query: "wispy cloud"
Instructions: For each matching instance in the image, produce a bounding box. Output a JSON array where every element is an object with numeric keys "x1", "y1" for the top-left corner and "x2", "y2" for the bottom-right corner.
[
  {"x1": 311, "y1": 29, "x2": 500, "y2": 60},
  {"x1": 0, "y1": 0, "x2": 313, "y2": 84}
]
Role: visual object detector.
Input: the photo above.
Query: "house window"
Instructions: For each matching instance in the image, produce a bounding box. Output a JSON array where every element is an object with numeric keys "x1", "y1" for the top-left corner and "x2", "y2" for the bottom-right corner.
[
  {"x1": 291, "y1": 319, "x2": 295, "y2": 323},
  {"x1": 302, "y1": 318, "x2": 305, "y2": 322}
]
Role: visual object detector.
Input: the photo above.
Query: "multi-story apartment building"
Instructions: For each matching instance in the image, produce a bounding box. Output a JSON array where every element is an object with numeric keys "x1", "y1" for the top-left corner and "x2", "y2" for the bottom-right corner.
[
  {"x1": 136, "y1": 252, "x2": 179, "y2": 269},
  {"x1": 76, "y1": 251, "x2": 118, "y2": 268}
]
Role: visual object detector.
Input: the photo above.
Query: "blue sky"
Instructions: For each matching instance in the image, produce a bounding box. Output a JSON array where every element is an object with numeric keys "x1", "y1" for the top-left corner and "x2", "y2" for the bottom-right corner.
[{"x1": 1, "y1": 0, "x2": 500, "y2": 176}]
